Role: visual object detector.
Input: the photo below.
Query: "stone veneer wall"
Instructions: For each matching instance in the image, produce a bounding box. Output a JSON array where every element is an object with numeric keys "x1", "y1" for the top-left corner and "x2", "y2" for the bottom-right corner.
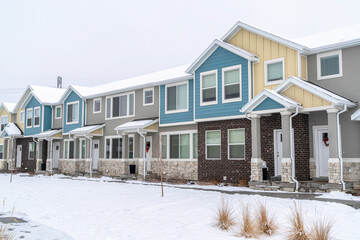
[
  {"x1": 151, "y1": 160, "x2": 198, "y2": 181},
  {"x1": 198, "y1": 119, "x2": 251, "y2": 183},
  {"x1": 58, "y1": 160, "x2": 76, "y2": 174},
  {"x1": 98, "y1": 159, "x2": 140, "y2": 176},
  {"x1": 343, "y1": 161, "x2": 360, "y2": 182}
]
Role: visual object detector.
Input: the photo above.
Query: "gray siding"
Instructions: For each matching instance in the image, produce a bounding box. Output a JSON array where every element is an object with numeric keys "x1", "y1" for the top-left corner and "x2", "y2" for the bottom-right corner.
[{"x1": 53, "y1": 105, "x2": 63, "y2": 129}]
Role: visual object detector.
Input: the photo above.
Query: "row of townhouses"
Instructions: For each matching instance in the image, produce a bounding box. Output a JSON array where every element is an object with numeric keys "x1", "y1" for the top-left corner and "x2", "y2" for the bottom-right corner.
[{"x1": 1, "y1": 22, "x2": 360, "y2": 192}]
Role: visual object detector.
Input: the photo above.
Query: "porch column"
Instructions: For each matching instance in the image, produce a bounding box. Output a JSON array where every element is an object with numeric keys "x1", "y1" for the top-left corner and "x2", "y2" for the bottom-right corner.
[
  {"x1": 36, "y1": 140, "x2": 43, "y2": 171},
  {"x1": 281, "y1": 111, "x2": 292, "y2": 182},
  {"x1": 47, "y1": 140, "x2": 53, "y2": 171},
  {"x1": 327, "y1": 108, "x2": 340, "y2": 184},
  {"x1": 250, "y1": 114, "x2": 263, "y2": 181}
]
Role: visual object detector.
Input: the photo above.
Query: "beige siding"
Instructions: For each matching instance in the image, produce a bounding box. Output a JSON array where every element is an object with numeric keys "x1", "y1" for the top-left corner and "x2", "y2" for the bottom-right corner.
[
  {"x1": 301, "y1": 56, "x2": 307, "y2": 79},
  {"x1": 283, "y1": 85, "x2": 331, "y2": 108}
]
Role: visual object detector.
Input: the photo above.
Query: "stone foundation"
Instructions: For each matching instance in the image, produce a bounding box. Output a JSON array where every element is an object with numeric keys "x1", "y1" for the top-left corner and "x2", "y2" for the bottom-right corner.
[
  {"x1": 343, "y1": 160, "x2": 360, "y2": 182},
  {"x1": 0, "y1": 160, "x2": 7, "y2": 170},
  {"x1": 58, "y1": 160, "x2": 76, "y2": 174},
  {"x1": 328, "y1": 158, "x2": 341, "y2": 183},
  {"x1": 281, "y1": 158, "x2": 292, "y2": 182},
  {"x1": 151, "y1": 160, "x2": 198, "y2": 181},
  {"x1": 36, "y1": 159, "x2": 42, "y2": 171},
  {"x1": 310, "y1": 158, "x2": 316, "y2": 178},
  {"x1": 98, "y1": 159, "x2": 140, "y2": 177},
  {"x1": 250, "y1": 158, "x2": 263, "y2": 181}
]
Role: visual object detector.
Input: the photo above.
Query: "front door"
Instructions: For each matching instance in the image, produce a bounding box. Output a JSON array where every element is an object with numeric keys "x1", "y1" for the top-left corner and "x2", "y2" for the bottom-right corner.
[
  {"x1": 274, "y1": 130, "x2": 283, "y2": 176},
  {"x1": 145, "y1": 136, "x2": 152, "y2": 172},
  {"x1": 92, "y1": 139, "x2": 99, "y2": 170},
  {"x1": 16, "y1": 145, "x2": 22, "y2": 168},
  {"x1": 53, "y1": 142, "x2": 60, "y2": 169},
  {"x1": 316, "y1": 128, "x2": 329, "y2": 177}
]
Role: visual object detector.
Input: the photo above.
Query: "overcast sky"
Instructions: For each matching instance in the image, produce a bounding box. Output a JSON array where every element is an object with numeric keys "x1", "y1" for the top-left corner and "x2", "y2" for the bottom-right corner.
[{"x1": 1, "y1": 0, "x2": 359, "y2": 104}]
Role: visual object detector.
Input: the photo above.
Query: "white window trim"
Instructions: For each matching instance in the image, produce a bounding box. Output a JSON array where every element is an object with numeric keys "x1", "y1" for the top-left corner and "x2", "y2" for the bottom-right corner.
[
  {"x1": 64, "y1": 139, "x2": 75, "y2": 159},
  {"x1": 104, "y1": 136, "x2": 123, "y2": 159},
  {"x1": 143, "y1": 87, "x2": 154, "y2": 106},
  {"x1": 66, "y1": 101, "x2": 80, "y2": 125},
  {"x1": 222, "y1": 64, "x2": 242, "y2": 103},
  {"x1": 264, "y1": 57, "x2": 285, "y2": 86},
  {"x1": 205, "y1": 130, "x2": 221, "y2": 160},
  {"x1": 165, "y1": 81, "x2": 189, "y2": 114},
  {"x1": 28, "y1": 142, "x2": 35, "y2": 160},
  {"x1": 20, "y1": 110, "x2": 25, "y2": 123},
  {"x1": 1, "y1": 115, "x2": 8, "y2": 131},
  {"x1": 0, "y1": 144, "x2": 4, "y2": 160},
  {"x1": 160, "y1": 130, "x2": 197, "y2": 160},
  {"x1": 26, "y1": 108, "x2": 33, "y2": 129},
  {"x1": 105, "y1": 92, "x2": 135, "y2": 120},
  {"x1": 93, "y1": 98, "x2": 102, "y2": 114},
  {"x1": 55, "y1": 106, "x2": 62, "y2": 119},
  {"x1": 227, "y1": 128, "x2": 245, "y2": 160},
  {"x1": 317, "y1": 50, "x2": 343, "y2": 80},
  {"x1": 33, "y1": 106, "x2": 41, "y2": 127},
  {"x1": 200, "y1": 70, "x2": 218, "y2": 106},
  {"x1": 128, "y1": 134, "x2": 135, "y2": 159},
  {"x1": 79, "y1": 138, "x2": 86, "y2": 160}
]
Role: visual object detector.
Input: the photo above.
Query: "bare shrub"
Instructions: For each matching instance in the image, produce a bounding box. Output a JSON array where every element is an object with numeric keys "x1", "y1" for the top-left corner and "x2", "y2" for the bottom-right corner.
[
  {"x1": 255, "y1": 200, "x2": 278, "y2": 236},
  {"x1": 237, "y1": 202, "x2": 258, "y2": 238},
  {"x1": 287, "y1": 201, "x2": 309, "y2": 240},
  {"x1": 0, "y1": 225, "x2": 15, "y2": 240},
  {"x1": 214, "y1": 196, "x2": 236, "y2": 231},
  {"x1": 308, "y1": 216, "x2": 335, "y2": 240}
]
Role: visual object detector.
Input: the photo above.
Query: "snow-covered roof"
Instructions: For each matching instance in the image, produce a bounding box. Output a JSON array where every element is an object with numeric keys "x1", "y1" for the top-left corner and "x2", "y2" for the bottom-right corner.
[
  {"x1": 0, "y1": 123, "x2": 22, "y2": 138},
  {"x1": 186, "y1": 39, "x2": 259, "y2": 74},
  {"x1": 351, "y1": 108, "x2": 360, "y2": 121},
  {"x1": 0, "y1": 102, "x2": 16, "y2": 114},
  {"x1": 67, "y1": 124, "x2": 105, "y2": 136},
  {"x1": 30, "y1": 85, "x2": 66, "y2": 105},
  {"x1": 114, "y1": 119, "x2": 158, "y2": 131},
  {"x1": 241, "y1": 89, "x2": 301, "y2": 113},
  {"x1": 31, "y1": 129, "x2": 62, "y2": 139}
]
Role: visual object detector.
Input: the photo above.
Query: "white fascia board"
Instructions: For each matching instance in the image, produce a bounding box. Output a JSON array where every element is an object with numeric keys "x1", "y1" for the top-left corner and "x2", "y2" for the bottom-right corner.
[
  {"x1": 114, "y1": 119, "x2": 159, "y2": 131},
  {"x1": 303, "y1": 39, "x2": 360, "y2": 55},
  {"x1": 351, "y1": 109, "x2": 360, "y2": 121},
  {"x1": 58, "y1": 86, "x2": 84, "y2": 104},
  {"x1": 20, "y1": 93, "x2": 42, "y2": 109}
]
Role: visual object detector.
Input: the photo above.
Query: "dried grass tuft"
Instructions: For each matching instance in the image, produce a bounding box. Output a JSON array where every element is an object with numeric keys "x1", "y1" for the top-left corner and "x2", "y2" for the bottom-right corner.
[
  {"x1": 255, "y1": 200, "x2": 278, "y2": 236},
  {"x1": 287, "y1": 201, "x2": 310, "y2": 240},
  {"x1": 0, "y1": 225, "x2": 15, "y2": 240},
  {"x1": 237, "y1": 202, "x2": 258, "y2": 238},
  {"x1": 214, "y1": 196, "x2": 236, "y2": 231},
  {"x1": 308, "y1": 216, "x2": 335, "y2": 240}
]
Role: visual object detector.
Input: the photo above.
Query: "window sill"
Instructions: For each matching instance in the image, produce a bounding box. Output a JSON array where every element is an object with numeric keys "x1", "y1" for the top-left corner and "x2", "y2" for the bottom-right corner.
[
  {"x1": 200, "y1": 101, "x2": 217, "y2": 107},
  {"x1": 222, "y1": 98, "x2": 242, "y2": 104},
  {"x1": 265, "y1": 79, "x2": 284, "y2": 86},
  {"x1": 165, "y1": 109, "x2": 188, "y2": 114},
  {"x1": 317, "y1": 73, "x2": 343, "y2": 80},
  {"x1": 66, "y1": 121, "x2": 79, "y2": 125}
]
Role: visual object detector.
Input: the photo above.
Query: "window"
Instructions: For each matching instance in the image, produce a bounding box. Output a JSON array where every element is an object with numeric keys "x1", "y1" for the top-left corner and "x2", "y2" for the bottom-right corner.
[
  {"x1": 1, "y1": 116, "x2": 8, "y2": 131},
  {"x1": 0, "y1": 145, "x2": 3, "y2": 159},
  {"x1": 317, "y1": 50, "x2": 343, "y2": 80},
  {"x1": 193, "y1": 133, "x2": 198, "y2": 159},
  {"x1": 55, "y1": 106, "x2": 62, "y2": 119},
  {"x1": 105, "y1": 137, "x2": 123, "y2": 159},
  {"x1": 222, "y1": 65, "x2": 241, "y2": 102},
  {"x1": 128, "y1": 135, "x2": 134, "y2": 159},
  {"x1": 105, "y1": 139, "x2": 110, "y2": 159},
  {"x1": 64, "y1": 140, "x2": 75, "y2": 159},
  {"x1": 200, "y1": 70, "x2": 217, "y2": 105},
  {"x1": 26, "y1": 109, "x2": 33, "y2": 128},
  {"x1": 166, "y1": 82, "x2": 188, "y2": 113},
  {"x1": 105, "y1": 93, "x2": 135, "y2": 119},
  {"x1": 34, "y1": 107, "x2": 40, "y2": 127},
  {"x1": 228, "y1": 129, "x2": 245, "y2": 160},
  {"x1": 67, "y1": 101, "x2": 79, "y2": 124},
  {"x1": 206, "y1": 130, "x2": 221, "y2": 159},
  {"x1": 169, "y1": 134, "x2": 190, "y2": 159},
  {"x1": 29, "y1": 142, "x2": 35, "y2": 159},
  {"x1": 161, "y1": 135, "x2": 167, "y2": 159},
  {"x1": 80, "y1": 139, "x2": 86, "y2": 159},
  {"x1": 20, "y1": 111, "x2": 25, "y2": 123},
  {"x1": 265, "y1": 57, "x2": 285, "y2": 85},
  {"x1": 143, "y1": 88, "x2": 154, "y2": 106},
  {"x1": 93, "y1": 98, "x2": 101, "y2": 113}
]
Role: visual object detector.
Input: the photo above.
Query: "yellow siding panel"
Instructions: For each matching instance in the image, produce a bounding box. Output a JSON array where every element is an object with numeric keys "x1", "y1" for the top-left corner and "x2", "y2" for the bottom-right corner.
[
  {"x1": 0, "y1": 138, "x2": 3, "y2": 144},
  {"x1": 301, "y1": 56, "x2": 307, "y2": 79},
  {"x1": 91, "y1": 128, "x2": 103, "y2": 135},
  {"x1": 145, "y1": 123, "x2": 158, "y2": 131},
  {"x1": 17, "y1": 108, "x2": 24, "y2": 131},
  {"x1": 283, "y1": 85, "x2": 332, "y2": 108},
  {"x1": 52, "y1": 132, "x2": 63, "y2": 139}
]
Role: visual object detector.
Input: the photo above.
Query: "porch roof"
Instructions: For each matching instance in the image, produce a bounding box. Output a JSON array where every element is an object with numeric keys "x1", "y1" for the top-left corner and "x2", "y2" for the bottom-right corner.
[
  {"x1": 351, "y1": 108, "x2": 360, "y2": 121},
  {"x1": 114, "y1": 119, "x2": 158, "y2": 133},
  {"x1": 241, "y1": 89, "x2": 302, "y2": 113},
  {"x1": 31, "y1": 129, "x2": 62, "y2": 139},
  {"x1": 67, "y1": 124, "x2": 105, "y2": 136},
  {"x1": 0, "y1": 123, "x2": 22, "y2": 138}
]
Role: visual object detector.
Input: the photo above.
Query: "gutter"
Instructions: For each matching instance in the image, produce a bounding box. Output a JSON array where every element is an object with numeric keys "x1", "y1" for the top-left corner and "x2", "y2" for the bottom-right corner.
[
  {"x1": 337, "y1": 105, "x2": 347, "y2": 191},
  {"x1": 290, "y1": 108, "x2": 299, "y2": 191},
  {"x1": 137, "y1": 128, "x2": 146, "y2": 180}
]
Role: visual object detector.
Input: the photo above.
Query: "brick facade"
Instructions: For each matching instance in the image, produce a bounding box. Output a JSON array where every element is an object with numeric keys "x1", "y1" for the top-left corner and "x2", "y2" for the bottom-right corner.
[
  {"x1": 198, "y1": 119, "x2": 251, "y2": 183},
  {"x1": 15, "y1": 138, "x2": 37, "y2": 172}
]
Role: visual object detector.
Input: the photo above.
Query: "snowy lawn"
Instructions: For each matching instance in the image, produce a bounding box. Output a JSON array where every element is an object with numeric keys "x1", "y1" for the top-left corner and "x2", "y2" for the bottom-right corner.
[{"x1": 1, "y1": 174, "x2": 360, "y2": 240}]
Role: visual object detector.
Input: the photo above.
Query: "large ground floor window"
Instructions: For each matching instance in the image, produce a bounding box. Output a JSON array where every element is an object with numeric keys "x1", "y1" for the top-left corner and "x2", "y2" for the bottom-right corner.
[
  {"x1": 105, "y1": 136, "x2": 123, "y2": 159},
  {"x1": 64, "y1": 140, "x2": 75, "y2": 159},
  {"x1": 161, "y1": 131, "x2": 197, "y2": 160},
  {"x1": 0, "y1": 144, "x2": 3, "y2": 159}
]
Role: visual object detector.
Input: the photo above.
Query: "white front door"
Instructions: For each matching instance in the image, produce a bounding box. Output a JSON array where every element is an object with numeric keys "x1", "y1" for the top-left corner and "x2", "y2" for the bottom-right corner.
[
  {"x1": 16, "y1": 145, "x2": 22, "y2": 168},
  {"x1": 274, "y1": 130, "x2": 283, "y2": 176},
  {"x1": 53, "y1": 142, "x2": 60, "y2": 169},
  {"x1": 92, "y1": 139, "x2": 99, "y2": 170},
  {"x1": 316, "y1": 128, "x2": 329, "y2": 177},
  {"x1": 145, "y1": 136, "x2": 152, "y2": 172}
]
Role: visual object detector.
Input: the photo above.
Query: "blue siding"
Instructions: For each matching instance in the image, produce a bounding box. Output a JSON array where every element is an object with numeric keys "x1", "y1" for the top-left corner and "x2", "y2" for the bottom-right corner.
[
  {"x1": 253, "y1": 97, "x2": 284, "y2": 111},
  {"x1": 159, "y1": 79, "x2": 194, "y2": 124},
  {"x1": 43, "y1": 106, "x2": 52, "y2": 131},
  {"x1": 195, "y1": 47, "x2": 249, "y2": 120},
  {"x1": 24, "y1": 96, "x2": 42, "y2": 136},
  {"x1": 63, "y1": 90, "x2": 83, "y2": 133}
]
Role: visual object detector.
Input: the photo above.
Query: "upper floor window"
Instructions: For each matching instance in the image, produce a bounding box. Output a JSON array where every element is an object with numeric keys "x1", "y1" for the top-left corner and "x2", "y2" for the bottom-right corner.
[
  {"x1": 34, "y1": 107, "x2": 40, "y2": 127},
  {"x1": 265, "y1": 57, "x2": 285, "y2": 85},
  {"x1": 67, "y1": 101, "x2": 79, "y2": 124},
  {"x1": 143, "y1": 88, "x2": 154, "y2": 106},
  {"x1": 20, "y1": 111, "x2": 25, "y2": 123},
  {"x1": 228, "y1": 129, "x2": 245, "y2": 160},
  {"x1": 200, "y1": 70, "x2": 217, "y2": 105},
  {"x1": 26, "y1": 109, "x2": 33, "y2": 128},
  {"x1": 93, "y1": 98, "x2": 101, "y2": 113},
  {"x1": 55, "y1": 106, "x2": 62, "y2": 119},
  {"x1": 106, "y1": 93, "x2": 134, "y2": 119},
  {"x1": 222, "y1": 65, "x2": 242, "y2": 103},
  {"x1": 317, "y1": 50, "x2": 343, "y2": 80},
  {"x1": 1, "y1": 116, "x2": 8, "y2": 131},
  {"x1": 166, "y1": 82, "x2": 188, "y2": 113}
]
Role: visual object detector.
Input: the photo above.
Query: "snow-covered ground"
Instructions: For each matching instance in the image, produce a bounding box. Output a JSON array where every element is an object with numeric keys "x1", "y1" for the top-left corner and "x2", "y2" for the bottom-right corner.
[{"x1": 1, "y1": 174, "x2": 360, "y2": 240}]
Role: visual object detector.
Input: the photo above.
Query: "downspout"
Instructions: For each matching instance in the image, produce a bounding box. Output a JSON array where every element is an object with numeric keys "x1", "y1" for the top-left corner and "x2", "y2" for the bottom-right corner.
[
  {"x1": 137, "y1": 128, "x2": 146, "y2": 180},
  {"x1": 290, "y1": 108, "x2": 299, "y2": 191},
  {"x1": 47, "y1": 138, "x2": 53, "y2": 174},
  {"x1": 84, "y1": 134, "x2": 93, "y2": 178},
  {"x1": 337, "y1": 105, "x2": 347, "y2": 191},
  {"x1": 32, "y1": 137, "x2": 39, "y2": 170}
]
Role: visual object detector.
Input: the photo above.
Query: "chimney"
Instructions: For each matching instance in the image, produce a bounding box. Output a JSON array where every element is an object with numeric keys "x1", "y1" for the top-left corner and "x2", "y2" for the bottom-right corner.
[{"x1": 57, "y1": 76, "x2": 62, "y2": 88}]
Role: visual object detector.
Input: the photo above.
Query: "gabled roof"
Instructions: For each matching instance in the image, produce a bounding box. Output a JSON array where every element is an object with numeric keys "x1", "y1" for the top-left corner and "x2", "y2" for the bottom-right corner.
[
  {"x1": 67, "y1": 124, "x2": 105, "y2": 136},
  {"x1": 241, "y1": 89, "x2": 301, "y2": 113},
  {"x1": 114, "y1": 119, "x2": 158, "y2": 132},
  {"x1": 0, "y1": 123, "x2": 22, "y2": 138},
  {"x1": 275, "y1": 76, "x2": 356, "y2": 108},
  {"x1": 0, "y1": 102, "x2": 16, "y2": 114},
  {"x1": 186, "y1": 39, "x2": 259, "y2": 74},
  {"x1": 19, "y1": 85, "x2": 66, "y2": 109},
  {"x1": 351, "y1": 108, "x2": 360, "y2": 121},
  {"x1": 31, "y1": 129, "x2": 62, "y2": 139}
]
